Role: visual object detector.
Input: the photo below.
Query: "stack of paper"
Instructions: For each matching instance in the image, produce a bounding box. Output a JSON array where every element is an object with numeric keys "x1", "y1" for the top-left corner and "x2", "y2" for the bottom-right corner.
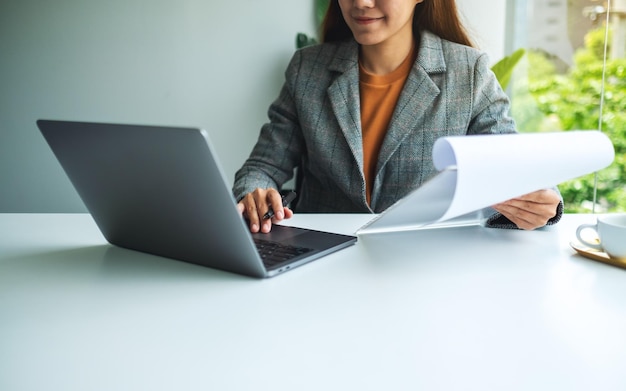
[{"x1": 358, "y1": 131, "x2": 615, "y2": 234}]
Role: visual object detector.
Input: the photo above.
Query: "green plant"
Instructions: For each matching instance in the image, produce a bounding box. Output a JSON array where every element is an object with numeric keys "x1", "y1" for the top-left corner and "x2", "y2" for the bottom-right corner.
[
  {"x1": 491, "y1": 48, "x2": 526, "y2": 90},
  {"x1": 520, "y1": 26, "x2": 626, "y2": 213},
  {"x1": 296, "y1": 0, "x2": 329, "y2": 49}
]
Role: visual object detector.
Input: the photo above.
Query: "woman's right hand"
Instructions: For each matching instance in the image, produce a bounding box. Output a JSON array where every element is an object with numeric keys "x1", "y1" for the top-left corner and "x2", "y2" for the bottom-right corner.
[{"x1": 236, "y1": 188, "x2": 294, "y2": 233}]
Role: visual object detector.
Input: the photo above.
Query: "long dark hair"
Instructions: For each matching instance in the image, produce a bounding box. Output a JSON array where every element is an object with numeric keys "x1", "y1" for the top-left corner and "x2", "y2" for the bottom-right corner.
[{"x1": 321, "y1": 0, "x2": 475, "y2": 48}]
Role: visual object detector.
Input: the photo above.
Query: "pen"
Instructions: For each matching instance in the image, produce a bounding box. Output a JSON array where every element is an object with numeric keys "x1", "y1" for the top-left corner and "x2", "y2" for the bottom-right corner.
[{"x1": 263, "y1": 191, "x2": 297, "y2": 220}]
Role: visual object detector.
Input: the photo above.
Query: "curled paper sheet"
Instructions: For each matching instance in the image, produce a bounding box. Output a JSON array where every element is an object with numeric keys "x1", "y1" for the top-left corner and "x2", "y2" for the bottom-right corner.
[{"x1": 358, "y1": 131, "x2": 615, "y2": 234}]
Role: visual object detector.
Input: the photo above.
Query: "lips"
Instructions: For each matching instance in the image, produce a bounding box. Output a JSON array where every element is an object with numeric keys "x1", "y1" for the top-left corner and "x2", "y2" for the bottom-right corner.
[{"x1": 353, "y1": 16, "x2": 383, "y2": 24}]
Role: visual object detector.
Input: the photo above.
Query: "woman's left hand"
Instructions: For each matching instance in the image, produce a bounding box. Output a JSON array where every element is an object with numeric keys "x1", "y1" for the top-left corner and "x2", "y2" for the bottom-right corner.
[{"x1": 492, "y1": 189, "x2": 561, "y2": 230}]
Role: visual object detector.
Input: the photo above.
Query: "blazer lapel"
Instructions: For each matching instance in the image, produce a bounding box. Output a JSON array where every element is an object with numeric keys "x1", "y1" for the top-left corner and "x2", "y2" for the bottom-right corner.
[
  {"x1": 376, "y1": 66, "x2": 441, "y2": 169},
  {"x1": 327, "y1": 42, "x2": 364, "y2": 175},
  {"x1": 323, "y1": 34, "x2": 447, "y2": 210},
  {"x1": 371, "y1": 32, "x2": 446, "y2": 206}
]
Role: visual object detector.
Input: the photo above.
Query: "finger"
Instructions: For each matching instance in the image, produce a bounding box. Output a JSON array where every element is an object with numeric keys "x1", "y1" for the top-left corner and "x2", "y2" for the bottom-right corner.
[
  {"x1": 251, "y1": 189, "x2": 270, "y2": 218},
  {"x1": 243, "y1": 189, "x2": 293, "y2": 233},
  {"x1": 267, "y1": 189, "x2": 285, "y2": 220},
  {"x1": 261, "y1": 189, "x2": 289, "y2": 232},
  {"x1": 493, "y1": 205, "x2": 535, "y2": 230},
  {"x1": 493, "y1": 202, "x2": 549, "y2": 230},
  {"x1": 271, "y1": 206, "x2": 295, "y2": 224},
  {"x1": 254, "y1": 189, "x2": 279, "y2": 233},
  {"x1": 513, "y1": 189, "x2": 560, "y2": 204},
  {"x1": 243, "y1": 193, "x2": 263, "y2": 233},
  {"x1": 497, "y1": 198, "x2": 557, "y2": 219}
]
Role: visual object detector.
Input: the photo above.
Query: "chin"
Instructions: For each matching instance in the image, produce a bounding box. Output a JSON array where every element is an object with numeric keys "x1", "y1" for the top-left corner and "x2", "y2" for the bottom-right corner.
[{"x1": 352, "y1": 35, "x2": 384, "y2": 47}]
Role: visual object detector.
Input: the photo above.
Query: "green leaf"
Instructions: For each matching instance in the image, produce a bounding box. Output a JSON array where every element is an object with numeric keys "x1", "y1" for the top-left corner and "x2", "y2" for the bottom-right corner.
[
  {"x1": 491, "y1": 48, "x2": 526, "y2": 90},
  {"x1": 315, "y1": 0, "x2": 330, "y2": 27},
  {"x1": 295, "y1": 0, "x2": 328, "y2": 49},
  {"x1": 296, "y1": 32, "x2": 317, "y2": 49}
]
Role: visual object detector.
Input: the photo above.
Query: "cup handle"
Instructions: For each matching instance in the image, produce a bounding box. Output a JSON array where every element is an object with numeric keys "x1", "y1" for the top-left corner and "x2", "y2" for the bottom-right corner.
[{"x1": 576, "y1": 223, "x2": 603, "y2": 251}]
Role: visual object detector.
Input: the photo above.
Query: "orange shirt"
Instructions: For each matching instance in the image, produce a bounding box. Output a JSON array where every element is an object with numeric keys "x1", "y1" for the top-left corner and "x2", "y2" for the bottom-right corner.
[{"x1": 359, "y1": 46, "x2": 416, "y2": 205}]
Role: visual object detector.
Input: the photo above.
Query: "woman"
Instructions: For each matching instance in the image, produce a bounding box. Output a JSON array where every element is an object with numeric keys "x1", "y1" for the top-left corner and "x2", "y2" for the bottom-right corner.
[{"x1": 233, "y1": 0, "x2": 562, "y2": 233}]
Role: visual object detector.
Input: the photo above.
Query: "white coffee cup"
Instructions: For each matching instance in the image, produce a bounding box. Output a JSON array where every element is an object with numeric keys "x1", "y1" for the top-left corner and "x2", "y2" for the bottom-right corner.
[{"x1": 576, "y1": 214, "x2": 626, "y2": 260}]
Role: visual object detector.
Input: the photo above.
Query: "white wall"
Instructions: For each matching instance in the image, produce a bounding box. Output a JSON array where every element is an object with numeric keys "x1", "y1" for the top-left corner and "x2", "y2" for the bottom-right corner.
[
  {"x1": 458, "y1": 0, "x2": 507, "y2": 62},
  {"x1": 0, "y1": 0, "x2": 506, "y2": 212}
]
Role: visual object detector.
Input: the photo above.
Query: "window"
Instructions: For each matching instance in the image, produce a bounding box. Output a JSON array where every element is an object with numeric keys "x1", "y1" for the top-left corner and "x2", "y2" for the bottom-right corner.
[{"x1": 507, "y1": 0, "x2": 626, "y2": 213}]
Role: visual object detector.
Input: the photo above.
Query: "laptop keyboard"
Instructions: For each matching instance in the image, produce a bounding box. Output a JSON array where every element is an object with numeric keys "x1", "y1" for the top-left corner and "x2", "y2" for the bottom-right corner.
[{"x1": 253, "y1": 239, "x2": 314, "y2": 268}]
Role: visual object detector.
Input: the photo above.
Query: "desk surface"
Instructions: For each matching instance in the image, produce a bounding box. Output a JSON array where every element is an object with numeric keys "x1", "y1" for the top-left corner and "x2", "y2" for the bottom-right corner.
[{"x1": 1, "y1": 213, "x2": 625, "y2": 390}]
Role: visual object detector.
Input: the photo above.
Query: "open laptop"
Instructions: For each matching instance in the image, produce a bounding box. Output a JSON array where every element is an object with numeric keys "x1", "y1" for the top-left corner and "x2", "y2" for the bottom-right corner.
[{"x1": 37, "y1": 120, "x2": 357, "y2": 278}]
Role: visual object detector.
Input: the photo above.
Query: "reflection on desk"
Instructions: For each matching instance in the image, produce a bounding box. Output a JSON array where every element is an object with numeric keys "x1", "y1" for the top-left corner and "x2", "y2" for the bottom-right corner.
[{"x1": 1, "y1": 213, "x2": 625, "y2": 391}]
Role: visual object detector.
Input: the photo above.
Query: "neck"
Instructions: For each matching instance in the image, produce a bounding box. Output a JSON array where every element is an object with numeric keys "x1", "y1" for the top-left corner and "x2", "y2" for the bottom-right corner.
[{"x1": 359, "y1": 34, "x2": 415, "y2": 75}]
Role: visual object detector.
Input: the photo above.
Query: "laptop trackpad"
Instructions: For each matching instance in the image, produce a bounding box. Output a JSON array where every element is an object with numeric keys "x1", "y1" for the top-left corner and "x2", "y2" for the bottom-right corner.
[
  {"x1": 251, "y1": 225, "x2": 308, "y2": 242},
  {"x1": 251, "y1": 224, "x2": 351, "y2": 251}
]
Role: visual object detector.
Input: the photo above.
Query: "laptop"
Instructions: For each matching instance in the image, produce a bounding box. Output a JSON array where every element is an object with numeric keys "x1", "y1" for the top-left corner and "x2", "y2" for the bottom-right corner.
[{"x1": 37, "y1": 120, "x2": 357, "y2": 278}]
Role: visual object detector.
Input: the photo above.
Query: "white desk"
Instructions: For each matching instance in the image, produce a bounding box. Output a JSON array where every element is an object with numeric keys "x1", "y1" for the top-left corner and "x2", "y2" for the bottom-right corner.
[{"x1": 1, "y1": 213, "x2": 625, "y2": 390}]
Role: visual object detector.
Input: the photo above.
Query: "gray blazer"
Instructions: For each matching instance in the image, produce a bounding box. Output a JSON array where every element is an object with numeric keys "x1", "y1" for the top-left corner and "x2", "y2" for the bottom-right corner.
[{"x1": 233, "y1": 31, "x2": 561, "y2": 226}]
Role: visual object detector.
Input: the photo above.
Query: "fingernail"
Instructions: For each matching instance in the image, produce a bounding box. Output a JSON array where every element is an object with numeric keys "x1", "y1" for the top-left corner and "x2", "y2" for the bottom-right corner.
[
  {"x1": 276, "y1": 210, "x2": 284, "y2": 219},
  {"x1": 251, "y1": 224, "x2": 259, "y2": 232}
]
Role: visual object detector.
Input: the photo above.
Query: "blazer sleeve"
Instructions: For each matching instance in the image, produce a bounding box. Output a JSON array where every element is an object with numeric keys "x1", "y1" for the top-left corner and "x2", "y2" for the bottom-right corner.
[
  {"x1": 467, "y1": 53, "x2": 516, "y2": 136},
  {"x1": 232, "y1": 53, "x2": 305, "y2": 202}
]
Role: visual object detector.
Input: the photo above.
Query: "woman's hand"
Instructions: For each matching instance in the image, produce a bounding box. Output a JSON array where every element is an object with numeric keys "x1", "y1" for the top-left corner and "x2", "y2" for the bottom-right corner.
[
  {"x1": 492, "y1": 189, "x2": 561, "y2": 230},
  {"x1": 236, "y1": 188, "x2": 294, "y2": 233}
]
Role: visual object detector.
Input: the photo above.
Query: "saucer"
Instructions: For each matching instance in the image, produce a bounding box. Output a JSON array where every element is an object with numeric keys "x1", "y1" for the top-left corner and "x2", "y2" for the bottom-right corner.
[{"x1": 570, "y1": 241, "x2": 626, "y2": 269}]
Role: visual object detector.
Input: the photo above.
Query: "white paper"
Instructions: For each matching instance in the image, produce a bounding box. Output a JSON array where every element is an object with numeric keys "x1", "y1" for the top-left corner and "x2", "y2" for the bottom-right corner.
[{"x1": 358, "y1": 131, "x2": 615, "y2": 234}]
